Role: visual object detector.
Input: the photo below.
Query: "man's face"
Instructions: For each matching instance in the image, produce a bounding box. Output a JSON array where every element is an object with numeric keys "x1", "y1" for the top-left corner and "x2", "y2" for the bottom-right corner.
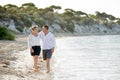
[{"x1": 42, "y1": 27, "x2": 47, "y2": 33}]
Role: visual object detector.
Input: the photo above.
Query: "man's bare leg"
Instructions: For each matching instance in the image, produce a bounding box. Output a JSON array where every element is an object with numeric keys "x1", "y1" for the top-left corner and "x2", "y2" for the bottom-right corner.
[{"x1": 46, "y1": 58, "x2": 50, "y2": 73}]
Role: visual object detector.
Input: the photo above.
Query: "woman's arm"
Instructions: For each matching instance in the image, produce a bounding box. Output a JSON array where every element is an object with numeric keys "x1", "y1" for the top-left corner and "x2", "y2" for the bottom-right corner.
[{"x1": 28, "y1": 35, "x2": 34, "y2": 53}]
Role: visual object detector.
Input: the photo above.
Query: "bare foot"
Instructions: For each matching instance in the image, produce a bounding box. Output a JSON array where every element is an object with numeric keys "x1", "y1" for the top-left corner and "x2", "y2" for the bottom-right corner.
[
  {"x1": 46, "y1": 70, "x2": 50, "y2": 73},
  {"x1": 33, "y1": 66, "x2": 40, "y2": 69},
  {"x1": 33, "y1": 68, "x2": 39, "y2": 72}
]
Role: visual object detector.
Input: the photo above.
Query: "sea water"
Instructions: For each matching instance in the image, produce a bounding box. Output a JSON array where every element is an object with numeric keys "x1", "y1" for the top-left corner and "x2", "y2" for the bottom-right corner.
[{"x1": 52, "y1": 35, "x2": 120, "y2": 80}]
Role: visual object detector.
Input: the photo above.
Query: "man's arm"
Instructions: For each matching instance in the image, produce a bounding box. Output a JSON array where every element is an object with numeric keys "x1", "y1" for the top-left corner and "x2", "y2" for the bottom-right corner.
[{"x1": 51, "y1": 33, "x2": 56, "y2": 53}]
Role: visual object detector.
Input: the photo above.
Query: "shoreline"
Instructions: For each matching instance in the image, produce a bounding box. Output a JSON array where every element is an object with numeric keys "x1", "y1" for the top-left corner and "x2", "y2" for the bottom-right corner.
[
  {"x1": 0, "y1": 33, "x2": 120, "y2": 79},
  {"x1": 54, "y1": 32, "x2": 120, "y2": 37},
  {"x1": 0, "y1": 33, "x2": 120, "y2": 63},
  {"x1": 0, "y1": 32, "x2": 119, "y2": 59}
]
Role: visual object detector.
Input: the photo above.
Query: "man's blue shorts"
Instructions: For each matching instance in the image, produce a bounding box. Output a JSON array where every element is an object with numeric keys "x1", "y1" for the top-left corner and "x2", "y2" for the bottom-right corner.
[{"x1": 43, "y1": 49, "x2": 52, "y2": 60}]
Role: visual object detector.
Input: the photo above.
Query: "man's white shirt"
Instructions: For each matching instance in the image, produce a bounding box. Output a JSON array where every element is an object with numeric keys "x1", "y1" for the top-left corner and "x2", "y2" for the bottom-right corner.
[{"x1": 39, "y1": 31, "x2": 56, "y2": 50}]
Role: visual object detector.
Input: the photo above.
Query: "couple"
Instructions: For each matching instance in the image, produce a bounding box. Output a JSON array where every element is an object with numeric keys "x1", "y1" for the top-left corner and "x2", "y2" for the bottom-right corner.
[{"x1": 28, "y1": 25, "x2": 56, "y2": 73}]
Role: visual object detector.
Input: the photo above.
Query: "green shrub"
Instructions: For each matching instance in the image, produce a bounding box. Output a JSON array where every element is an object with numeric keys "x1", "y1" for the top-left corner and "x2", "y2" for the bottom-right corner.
[{"x1": 0, "y1": 26, "x2": 15, "y2": 40}]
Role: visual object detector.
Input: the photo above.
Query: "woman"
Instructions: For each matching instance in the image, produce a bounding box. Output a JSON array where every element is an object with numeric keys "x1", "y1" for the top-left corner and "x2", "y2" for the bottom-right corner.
[{"x1": 28, "y1": 25, "x2": 41, "y2": 72}]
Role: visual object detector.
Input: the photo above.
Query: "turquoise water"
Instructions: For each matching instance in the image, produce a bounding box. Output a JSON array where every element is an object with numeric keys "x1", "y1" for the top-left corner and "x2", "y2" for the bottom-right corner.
[{"x1": 53, "y1": 35, "x2": 120, "y2": 80}]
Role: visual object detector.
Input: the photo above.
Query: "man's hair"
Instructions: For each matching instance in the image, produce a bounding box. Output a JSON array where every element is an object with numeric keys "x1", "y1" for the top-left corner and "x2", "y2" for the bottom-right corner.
[{"x1": 43, "y1": 25, "x2": 49, "y2": 30}]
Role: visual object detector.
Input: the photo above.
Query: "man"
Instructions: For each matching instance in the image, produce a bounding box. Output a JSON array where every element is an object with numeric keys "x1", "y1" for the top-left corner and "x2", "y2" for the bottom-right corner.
[{"x1": 39, "y1": 25, "x2": 56, "y2": 73}]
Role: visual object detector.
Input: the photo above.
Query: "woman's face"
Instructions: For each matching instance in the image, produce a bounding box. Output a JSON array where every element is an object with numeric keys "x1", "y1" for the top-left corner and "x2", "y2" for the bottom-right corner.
[{"x1": 32, "y1": 27, "x2": 38, "y2": 34}]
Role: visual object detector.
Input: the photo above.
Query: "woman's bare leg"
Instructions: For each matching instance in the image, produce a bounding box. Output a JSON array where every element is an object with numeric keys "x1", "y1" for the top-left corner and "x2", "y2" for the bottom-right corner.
[{"x1": 33, "y1": 56, "x2": 39, "y2": 71}]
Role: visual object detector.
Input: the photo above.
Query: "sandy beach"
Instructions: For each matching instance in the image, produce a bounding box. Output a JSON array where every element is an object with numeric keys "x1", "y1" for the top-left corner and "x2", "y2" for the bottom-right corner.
[
  {"x1": 0, "y1": 34, "x2": 52, "y2": 80},
  {"x1": 0, "y1": 33, "x2": 75, "y2": 80},
  {"x1": 1, "y1": 34, "x2": 120, "y2": 80},
  {"x1": 0, "y1": 35, "x2": 26, "y2": 79}
]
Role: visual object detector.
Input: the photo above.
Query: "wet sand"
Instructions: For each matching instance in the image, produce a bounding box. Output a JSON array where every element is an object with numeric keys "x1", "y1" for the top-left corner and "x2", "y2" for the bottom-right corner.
[
  {"x1": 0, "y1": 35, "x2": 26, "y2": 65},
  {"x1": 0, "y1": 35, "x2": 52, "y2": 80},
  {"x1": 0, "y1": 35, "x2": 27, "y2": 79}
]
